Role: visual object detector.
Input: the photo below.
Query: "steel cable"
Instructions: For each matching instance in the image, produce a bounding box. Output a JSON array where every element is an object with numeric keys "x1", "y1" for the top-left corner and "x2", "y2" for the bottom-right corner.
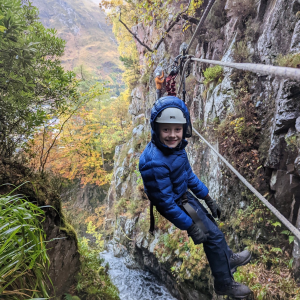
[
  {"x1": 186, "y1": 0, "x2": 216, "y2": 53},
  {"x1": 191, "y1": 57, "x2": 300, "y2": 81},
  {"x1": 192, "y1": 127, "x2": 300, "y2": 241}
]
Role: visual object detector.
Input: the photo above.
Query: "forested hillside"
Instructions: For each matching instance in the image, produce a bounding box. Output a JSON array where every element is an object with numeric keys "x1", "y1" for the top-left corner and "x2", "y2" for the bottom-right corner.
[{"x1": 31, "y1": 0, "x2": 121, "y2": 80}]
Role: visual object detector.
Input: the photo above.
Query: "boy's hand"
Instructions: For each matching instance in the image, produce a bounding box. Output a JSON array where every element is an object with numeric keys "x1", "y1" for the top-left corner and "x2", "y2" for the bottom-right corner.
[
  {"x1": 204, "y1": 194, "x2": 221, "y2": 219},
  {"x1": 187, "y1": 223, "x2": 208, "y2": 244}
]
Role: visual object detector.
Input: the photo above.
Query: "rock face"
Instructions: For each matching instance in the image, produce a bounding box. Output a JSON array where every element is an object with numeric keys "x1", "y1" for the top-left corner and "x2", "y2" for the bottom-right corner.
[
  {"x1": 106, "y1": 0, "x2": 300, "y2": 298},
  {"x1": 43, "y1": 206, "x2": 80, "y2": 297}
]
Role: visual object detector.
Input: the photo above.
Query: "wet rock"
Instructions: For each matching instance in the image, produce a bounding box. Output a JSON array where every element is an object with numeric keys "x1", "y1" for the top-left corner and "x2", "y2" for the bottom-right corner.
[
  {"x1": 45, "y1": 215, "x2": 80, "y2": 297},
  {"x1": 129, "y1": 85, "x2": 146, "y2": 116},
  {"x1": 269, "y1": 169, "x2": 300, "y2": 218},
  {"x1": 266, "y1": 134, "x2": 288, "y2": 169},
  {"x1": 257, "y1": 0, "x2": 297, "y2": 64},
  {"x1": 274, "y1": 81, "x2": 300, "y2": 134},
  {"x1": 295, "y1": 117, "x2": 300, "y2": 132},
  {"x1": 132, "y1": 124, "x2": 144, "y2": 137},
  {"x1": 113, "y1": 242, "x2": 128, "y2": 258},
  {"x1": 295, "y1": 156, "x2": 300, "y2": 176},
  {"x1": 123, "y1": 254, "x2": 140, "y2": 269},
  {"x1": 291, "y1": 20, "x2": 300, "y2": 53}
]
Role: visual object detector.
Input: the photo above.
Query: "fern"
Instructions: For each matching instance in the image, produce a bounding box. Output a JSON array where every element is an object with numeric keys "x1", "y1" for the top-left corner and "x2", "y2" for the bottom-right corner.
[{"x1": 64, "y1": 294, "x2": 73, "y2": 300}]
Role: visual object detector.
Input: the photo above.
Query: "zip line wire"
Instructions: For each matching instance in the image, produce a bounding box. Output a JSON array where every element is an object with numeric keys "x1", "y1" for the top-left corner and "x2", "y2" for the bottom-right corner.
[
  {"x1": 192, "y1": 128, "x2": 300, "y2": 242},
  {"x1": 167, "y1": 0, "x2": 300, "y2": 239},
  {"x1": 191, "y1": 57, "x2": 300, "y2": 82}
]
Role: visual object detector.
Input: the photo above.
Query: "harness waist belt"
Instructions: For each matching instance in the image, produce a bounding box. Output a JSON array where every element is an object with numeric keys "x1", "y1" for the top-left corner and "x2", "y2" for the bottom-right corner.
[
  {"x1": 180, "y1": 192, "x2": 208, "y2": 234},
  {"x1": 149, "y1": 192, "x2": 208, "y2": 235}
]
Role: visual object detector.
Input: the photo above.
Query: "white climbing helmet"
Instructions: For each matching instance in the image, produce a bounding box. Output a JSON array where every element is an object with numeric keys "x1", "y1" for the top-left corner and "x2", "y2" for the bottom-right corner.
[
  {"x1": 155, "y1": 72, "x2": 161, "y2": 77},
  {"x1": 155, "y1": 107, "x2": 186, "y2": 124}
]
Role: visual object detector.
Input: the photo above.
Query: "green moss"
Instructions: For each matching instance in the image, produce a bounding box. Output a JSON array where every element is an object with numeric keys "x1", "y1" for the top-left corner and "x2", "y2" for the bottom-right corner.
[
  {"x1": 233, "y1": 41, "x2": 250, "y2": 63},
  {"x1": 203, "y1": 65, "x2": 223, "y2": 86},
  {"x1": 60, "y1": 221, "x2": 78, "y2": 244},
  {"x1": 76, "y1": 238, "x2": 120, "y2": 300},
  {"x1": 276, "y1": 53, "x2": 300, "y2": 68}
]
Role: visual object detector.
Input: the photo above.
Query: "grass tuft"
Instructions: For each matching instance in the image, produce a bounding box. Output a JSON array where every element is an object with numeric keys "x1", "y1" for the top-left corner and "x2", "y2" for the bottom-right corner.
[{"x1": 0, "y1": 192, "x2": 50, "y2": 299}]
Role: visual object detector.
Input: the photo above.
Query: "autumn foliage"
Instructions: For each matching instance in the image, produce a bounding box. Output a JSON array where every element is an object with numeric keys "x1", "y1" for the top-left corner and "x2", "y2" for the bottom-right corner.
[{"x1": 27, "y1": 90, "x2": 131, "y2": 186}]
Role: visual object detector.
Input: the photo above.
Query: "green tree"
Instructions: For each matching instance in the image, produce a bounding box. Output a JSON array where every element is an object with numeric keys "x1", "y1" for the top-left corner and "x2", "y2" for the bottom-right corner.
[{"x1": 0, "y1": 0, "x2": 80, "y2": 158}]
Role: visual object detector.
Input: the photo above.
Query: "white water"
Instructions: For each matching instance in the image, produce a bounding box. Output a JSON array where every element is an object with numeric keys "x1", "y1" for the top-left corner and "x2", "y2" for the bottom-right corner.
[{"x1": 100, "y1": 250, "x2": 177, "y2": 300}]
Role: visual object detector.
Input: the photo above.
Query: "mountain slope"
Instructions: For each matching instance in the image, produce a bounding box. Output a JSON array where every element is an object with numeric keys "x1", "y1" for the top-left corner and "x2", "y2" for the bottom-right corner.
[{"x1": 31, "y1": 0, "x2": 121, "y2": 79}]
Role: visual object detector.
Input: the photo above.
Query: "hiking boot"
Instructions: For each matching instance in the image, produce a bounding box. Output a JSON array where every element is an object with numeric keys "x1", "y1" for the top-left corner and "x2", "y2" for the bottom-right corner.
[
  {"x1": 230, "y1": 250, "x2": 251, "y2": 274},
  {"x1": 215, "y1": 280, "x2": 252, "y2": 299}
]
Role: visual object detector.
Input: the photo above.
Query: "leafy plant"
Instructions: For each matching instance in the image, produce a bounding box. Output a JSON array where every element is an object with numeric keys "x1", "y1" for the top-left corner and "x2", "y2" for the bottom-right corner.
[
  {"x1": 203, "y1": 65, "x2": 224, "y2": 86},
  {"x1": 0, "y1": 191, "x2": 50, "y2": 299},
  {"x1": 233, "y1": 41, "x2": 250, "y2": 63},
  {"x1": 276, "y1": 53, "x2": 300, "y2": 68},
  {"x1": 0, "y1": 0, "x2": 81, "y2": 158},
  {"x1": 76, "y1": 237, "x2": 119, "y2": 300},
  {"x1": 64, "y1": 293, "x2": 81, "y2": 300}
]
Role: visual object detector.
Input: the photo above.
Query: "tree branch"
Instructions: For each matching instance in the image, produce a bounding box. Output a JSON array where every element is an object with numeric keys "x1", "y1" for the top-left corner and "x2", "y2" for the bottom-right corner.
[
  {"x1": 39, "y1": 101, "x2": 84, "y2": 173},
  {"x1": 119, "y1": 0, "x2": 194, "y2": 53},
  {"x1": 119, "y1": 13, "x2": 154, "y2": 52},
  {"x1": 181, "y1": 14, "x2": 200, "y2": 25},
  {"x1": 154, "y1": 0, "x2": 193, "y2": 50}
]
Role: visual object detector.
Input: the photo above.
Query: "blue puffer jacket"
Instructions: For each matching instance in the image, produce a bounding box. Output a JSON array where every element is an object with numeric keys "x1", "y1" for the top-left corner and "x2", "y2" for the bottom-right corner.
[{"x1": 139, "y1": 96, "x2": 209, "y2": 230}]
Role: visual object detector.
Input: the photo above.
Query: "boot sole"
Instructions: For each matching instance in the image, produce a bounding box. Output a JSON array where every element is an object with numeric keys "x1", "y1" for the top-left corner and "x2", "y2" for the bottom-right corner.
[{"x1": 231, "y1": 253, "x2": 252, "y2": 274}]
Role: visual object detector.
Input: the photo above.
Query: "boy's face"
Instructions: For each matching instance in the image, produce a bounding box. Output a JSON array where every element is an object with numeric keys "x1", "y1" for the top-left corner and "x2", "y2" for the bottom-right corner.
[{"x1": 159, "y1": 123, "x2": 183, "y2": 148}]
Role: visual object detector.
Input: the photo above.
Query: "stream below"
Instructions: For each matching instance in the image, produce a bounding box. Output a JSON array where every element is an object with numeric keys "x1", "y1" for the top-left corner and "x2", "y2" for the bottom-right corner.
[{"x1": 100, "y1": 248, "x2": 177, "y2": 300}]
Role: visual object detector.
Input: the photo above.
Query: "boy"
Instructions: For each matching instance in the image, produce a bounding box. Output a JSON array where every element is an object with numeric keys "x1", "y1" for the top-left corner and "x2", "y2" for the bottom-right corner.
[{"x1": 139, "y1": 96, "x2": 252, "y2": 299}]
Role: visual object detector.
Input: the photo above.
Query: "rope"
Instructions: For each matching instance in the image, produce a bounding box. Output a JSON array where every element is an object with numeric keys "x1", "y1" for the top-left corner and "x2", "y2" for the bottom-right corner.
[
  {"x1": 186, "y1": 0, "x2": 216, "y2": 53},
  {"x1": 177, "y1": 56, "x2": 193, "y2": 96},
  {"x1": 191, "y1": 57, "x2": 300, "y2": 81},
  {"x1": 192, "y1": 127, "x2": 300, "y2": 242}
]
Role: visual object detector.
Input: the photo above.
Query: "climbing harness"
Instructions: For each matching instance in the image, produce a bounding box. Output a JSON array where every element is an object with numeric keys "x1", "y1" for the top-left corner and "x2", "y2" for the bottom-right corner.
[
  {"x1": 149, "y1": 193, "x2": 209, "y2": 236},
  {"x1": 180, "y1": 192, "x2": 208, "y2": 234}
]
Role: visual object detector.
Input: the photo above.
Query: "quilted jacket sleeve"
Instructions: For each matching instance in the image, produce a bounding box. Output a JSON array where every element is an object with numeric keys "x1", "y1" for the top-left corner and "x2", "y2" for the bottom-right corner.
[
  {"x1": 187, "y1": 161, "x2": 209, "y2": 199},
  {"x1": 140, "y1": 162, "x2": 193, "y2": 230}
]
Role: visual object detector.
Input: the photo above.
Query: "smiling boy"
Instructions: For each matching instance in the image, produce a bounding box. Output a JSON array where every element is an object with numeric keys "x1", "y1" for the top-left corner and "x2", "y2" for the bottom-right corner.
[{"x1": 139, "y1": 96, "x2": 252, "y2": 298}]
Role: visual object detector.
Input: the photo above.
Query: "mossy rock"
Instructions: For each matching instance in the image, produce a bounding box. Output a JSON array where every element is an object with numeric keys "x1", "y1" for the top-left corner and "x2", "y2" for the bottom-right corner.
[{"x1": 72, "y1": 296, "x2": 81, "y2": 300}]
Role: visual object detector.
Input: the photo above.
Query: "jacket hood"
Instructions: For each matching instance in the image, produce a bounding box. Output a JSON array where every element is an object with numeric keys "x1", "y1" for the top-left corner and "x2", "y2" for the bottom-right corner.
[{"x1": 150, "y1": 96, "x2": 192, "y2": 152}]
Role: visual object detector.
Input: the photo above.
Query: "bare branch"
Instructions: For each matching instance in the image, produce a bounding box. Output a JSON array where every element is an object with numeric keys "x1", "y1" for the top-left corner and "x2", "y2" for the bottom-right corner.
[
  {"x1": 181, "y1": 14, "x2": 200, "y2": 25},
  {"x1": 39, "y1": 100, "x2": 85, "y2": 173},
  {"x1": 154, "y1": 0, "x2": 193, "y2": 50},
  {"x1": 119, "y1": 13, "x2": 154, "y2": 52},
  {"x1": 119, "y1": 0, "x2": 194, "y2": 53}
]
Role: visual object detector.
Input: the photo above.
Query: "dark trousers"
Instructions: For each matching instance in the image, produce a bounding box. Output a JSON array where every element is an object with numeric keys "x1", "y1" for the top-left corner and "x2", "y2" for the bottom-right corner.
[
  {"x1": 156, "y1": 89, "x2": 162, "y2": 100},
  {"x1": 179, "y1": 191, "x2": 233, "y2": 285}
]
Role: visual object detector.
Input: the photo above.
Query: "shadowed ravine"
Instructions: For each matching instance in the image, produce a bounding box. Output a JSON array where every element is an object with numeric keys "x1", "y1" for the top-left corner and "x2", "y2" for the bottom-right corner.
[{"x1": 101, "y1": 245, "x2": 177, "y2": 300}]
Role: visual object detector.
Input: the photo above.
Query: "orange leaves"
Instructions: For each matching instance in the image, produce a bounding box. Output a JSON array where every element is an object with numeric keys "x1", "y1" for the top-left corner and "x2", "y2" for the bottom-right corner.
[{"x1": 27, "y1": 92, "x2": 131, "y2": 186}]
